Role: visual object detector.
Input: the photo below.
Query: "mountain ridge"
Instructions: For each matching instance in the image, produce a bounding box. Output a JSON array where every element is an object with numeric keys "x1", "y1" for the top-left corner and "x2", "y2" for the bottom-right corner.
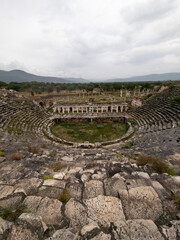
[{"x1": 0, "y1": 69, "x2": 180, "y2": 83}]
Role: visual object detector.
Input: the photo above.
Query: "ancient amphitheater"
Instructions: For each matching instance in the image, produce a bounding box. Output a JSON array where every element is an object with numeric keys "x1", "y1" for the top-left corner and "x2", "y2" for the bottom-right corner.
[{"x1": 0, "y1": 86, "x2": 180, "y2": 239}]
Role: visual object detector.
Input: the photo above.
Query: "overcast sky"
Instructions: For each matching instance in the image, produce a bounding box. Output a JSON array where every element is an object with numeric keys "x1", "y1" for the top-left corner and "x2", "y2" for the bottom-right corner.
[{"x1": 0, "y1": 0, "x2": 180, "y2": 79}]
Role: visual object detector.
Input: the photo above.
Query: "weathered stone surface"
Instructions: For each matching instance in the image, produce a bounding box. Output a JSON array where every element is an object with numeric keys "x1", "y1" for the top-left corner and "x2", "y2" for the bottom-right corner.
[
  {"x1": 81, "y1": 173, "x2": 91, "y2": 183},
  {"x1": 67, "y1": 182, "x2": 82, "y2": 200},
  {"x1": 161, "y1": 220, "x2": 180, "y2": 240},
  {"x1": 15, "y1": 178, "x2": 42, "y2": 195},
  {"x1": 85, "y1": 195, "x2": 125, "y2": 228},
  {"x1": 37, "y1": 186, "x2": 61, "y2": 198},
  {"x1": 0, "y1": 217, "x2": 12, "y2": 237},
  {"x1": 126, "y1": 178, "x2": 151, "y2": 190},
  {"x1": 36, "y1": 197, "x2": 64, "y2": 227},
  {"x1": 43, "y1": 179, "x2": 66, "y2": 189},
  {"x1": 91, "y1": 173, "x2": 106, "y2": 180},
  {"x1": 83, "y1": 180, "x2": 104, "y2": 199},
  {"x1": 119, "y1": 186, "x2": 163, "y2": 221},
  {"x1": 62, "y1": 156, "x2": 74, "y2": 162},
  {"x1": 17, "y1": 213, "x2": 47, "y2": 238},
  {"x1": 132, "y1": 171, "x2": 150, "y2": 179},
  {"x1": 45, "y1": 228, "x2": 78, "y2": 240},
  {"x1": 81, "y1": 222, "x2": 100, "y2": 239},
  {"x1": 104, "y1": 177, "x2": 126, "y2": 197},
  {"x1": 111, "y1": 219, "x2": 164, "y2": 240},
  {"x1": 54, "y1": 172, "x2": 66, "y2": 180},
  {"x1": 7, "y1": 225, "x2": 39, "y2": 240},
  {"x1": 151, "y1": 180, "x2": 170, "y2": 200},
  {"x1": 0, "y1": 194, "x2": 24, "y2": 209},
  {"x1": 91, "y1": 232, "x2": 111, "y2": 240},
  {"x1": 23, "y1": 196, "x2": 42, "y2": 213},
  {"x1": 0, "y1": 157, "x2": 5, "y2": 163},
  {"x1": 65, "y1": 198, "x2": 88, "y2": 228},
  {"x1": 0, "y1": 185, "x2": 14, "y2": 199}
]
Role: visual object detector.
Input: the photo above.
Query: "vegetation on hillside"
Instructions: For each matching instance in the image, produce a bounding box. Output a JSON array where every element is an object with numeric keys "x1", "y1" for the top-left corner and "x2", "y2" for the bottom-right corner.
[{"x1": 0, "y1": 80, "x2": 174, "y2": 95}]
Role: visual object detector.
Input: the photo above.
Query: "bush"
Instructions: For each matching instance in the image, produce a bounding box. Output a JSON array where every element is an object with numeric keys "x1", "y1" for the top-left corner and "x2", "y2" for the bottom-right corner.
[
  {"x1": 0, "y1": 204, "x2": 26, "y2": 222},
  {"x1": 28, "y1": 145, "x2": 40, "y2": 154},
  {"x1": 172, "y1": 192, "x2": 180, "y2": 205},
  {"x1": 170, "y1": 96, "x2": 180, "y2": 104},
  {"x1": 10, "y1": 152, "x2": 23, "y2": 161},
  {"x1": 115, "y1": 152, "x2": 122, "y2": 158},
  {"x1": 48, "y1": 162, "x2": 62, "y2": 171},
  {"x1": 137, "y1": 154, "x2": 176, "y2": 175},
  {"x1": 57, "y1": 189, "x2": 70, "y2": 204},
  {"x1": 122, "y1": 141, "x2": 134, "y2": 149}
]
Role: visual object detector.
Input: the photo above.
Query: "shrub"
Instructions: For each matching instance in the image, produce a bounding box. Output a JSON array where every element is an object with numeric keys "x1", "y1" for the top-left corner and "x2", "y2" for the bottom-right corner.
[
  {"x1": 57, "y1": 189, "x2": 70, "y2": 204},
  {"x1": 122, "y1": 141, "x2": 134, "y2": 149},
  {"x1": 48, "y1": 162, "x2": 62, "y2": 171},
  {"x1": 172, "y1": 192, "x2": 180, "y2": 205},
  {"x1": 10, "y1": 152, "x2": 23, "y2": 161},
  {"x1": 0, "y1": 204, "x2": 26, "y2": 222},
  {"x1": 137, "y1": 154, "x2": 176, "y2": 175},
  {"x1": 28, "y1": 145, "x2": 40, "y2": 154},
  {"x1": 0, "y1": 151, "x2": 5, "y2": 157},
  {"x1": 115, "y1": 152, "x2": 122, "y2": 158},
  {"x1": 170, "y1": 96, "x2": 180, "y2": 104},
  {"x1": 144, "y1": 93, "x2": 152, "y2": 100},
  {"x1": 43, "y1": 175, "x2": 54, "y2": 180}
]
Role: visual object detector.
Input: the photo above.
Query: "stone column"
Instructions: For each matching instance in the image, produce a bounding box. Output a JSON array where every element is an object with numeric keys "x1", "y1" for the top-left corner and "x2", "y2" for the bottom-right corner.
[
  {"x1": 120, "y1": 90, "x2": 123, "y2": 97},
  {"x1": 121, "y1": 106, "x2": 123, "y2": 112}
]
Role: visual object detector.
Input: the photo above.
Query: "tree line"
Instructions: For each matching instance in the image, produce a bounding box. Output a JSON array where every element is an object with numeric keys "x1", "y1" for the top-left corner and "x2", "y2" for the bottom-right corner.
[{"x1": 0, "y1": 80, "x2": 173, "y2": 95}]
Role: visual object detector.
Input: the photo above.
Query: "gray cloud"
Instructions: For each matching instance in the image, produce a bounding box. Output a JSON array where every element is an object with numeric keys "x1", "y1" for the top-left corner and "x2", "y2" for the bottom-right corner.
[{"x1": 0, "y1": 0, "x2": 180, "y2": 79}]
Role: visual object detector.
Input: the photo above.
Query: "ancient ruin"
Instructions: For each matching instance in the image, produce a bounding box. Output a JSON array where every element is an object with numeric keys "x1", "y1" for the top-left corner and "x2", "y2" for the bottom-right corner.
[{"x1": 0, "y1": 86, "x2": 180, "y2": 239}]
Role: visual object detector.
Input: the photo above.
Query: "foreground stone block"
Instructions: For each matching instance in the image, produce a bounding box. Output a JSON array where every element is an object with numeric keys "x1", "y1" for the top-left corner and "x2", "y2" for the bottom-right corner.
[
  {"x1": 23, "y1": 196, "x2": 64, "y2": 228},
  {"x1": 119, "y1": 186, "x2": 163, "y2": 221},
  {"x1": 7, "y1": 225, "x2": 39, "y2": 240},
  {"x1": 36, "y1": 197, "x2": 64, "y2": 227},
  {"x1": 15, "y1": 178, "x2": 42, "y2": 195},
  {"x1": 111, "y1": 219, "x2": 164, "y2": 240},
  {"x1": 83, "y1": 180, "x2": 104, "y2": 199},
  {"x1": 45, "y1": 228, "x2": 79, "y2": 240},
  {"x1": 17, "y1": 213, "x2": 47, "y2": 238},
  {"x1": 84, "y1": 195, "x2": 125, "y2": 228},
  {"x1": 0, "y1": 217, "x2": 12, "y2": 238},
  {"x1": 91, "y1": 232, "x2": 111, "y2": 240},
  {"x1": 161, "y1": 220, "x2": 180, "y2": 240},
  {"x1": 65, "y1": 198, "x2": 88, "y2": 228}
]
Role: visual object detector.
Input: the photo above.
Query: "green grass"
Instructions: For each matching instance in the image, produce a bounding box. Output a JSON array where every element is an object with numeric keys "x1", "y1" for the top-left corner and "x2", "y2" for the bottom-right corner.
[
  {"x1": 0, "y1": 151, "x2": 5, "y2": 157},
  {"x1": 57, "y1": 189, "x2": 71, "y2": 203},
  {"x1": 115, "y1": 152, "x2": 122, "y2": 158},
  {"x1": 43, "y1": 175, "x2": 54, "y2": 180},
  {"x1": 48, "y1": 162, "x2": 62, "y2": 171},
  {"x1": 122, "y1": 141, "x2": 134, "y2": 149},
  {"x1": 172, "y1": 192, "x2": 180, "y2": 205},
  {"x1": 170, "y1": 96, "x2": 180, "y2": 104},
  {"x1": 0, "y1": 204, "x2": 26, "y2": 222},
  {"x1": 51, "y1": 121, "x2": 129, "y2": 143}
]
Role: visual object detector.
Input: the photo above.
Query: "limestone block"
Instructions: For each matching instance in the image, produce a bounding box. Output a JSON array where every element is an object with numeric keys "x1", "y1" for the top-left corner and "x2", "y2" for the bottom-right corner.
[
  {"x1": 65, "y1": 198, "x2": 88, "y2": 228},
  {"x1": 111, "y1": 219, "x2": 164, "y2": 240},
  {"x1": 83, "y1": 180, "x2": 104, "y2": 199},
  {"x1": 85, "y1": 195, "x2": 125, "y2": 228},
  {"x1": 36, "y1": 197, "x2": 64, "y2": 227},
  {"x1": 119, "y1": 186, "x2": 163, "y2": 221}
]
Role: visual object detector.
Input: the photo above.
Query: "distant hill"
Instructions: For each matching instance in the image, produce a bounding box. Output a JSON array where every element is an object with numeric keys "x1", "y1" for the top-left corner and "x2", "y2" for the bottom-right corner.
[
  {"x1": 0, "y1": 70, "x2": 180, "y2": 84},
  {"x1": 104, "y1": 73, "x2": 180, "y2": 82},
  {"x1": 0, "y1": 70, "x2": 89, "y2": 83}
]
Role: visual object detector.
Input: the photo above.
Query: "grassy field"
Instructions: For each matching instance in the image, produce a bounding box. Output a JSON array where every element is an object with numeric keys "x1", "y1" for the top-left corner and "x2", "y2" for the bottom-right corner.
[{"x1": 51, "y1": 121, "x2": 129, "y2": 143}]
